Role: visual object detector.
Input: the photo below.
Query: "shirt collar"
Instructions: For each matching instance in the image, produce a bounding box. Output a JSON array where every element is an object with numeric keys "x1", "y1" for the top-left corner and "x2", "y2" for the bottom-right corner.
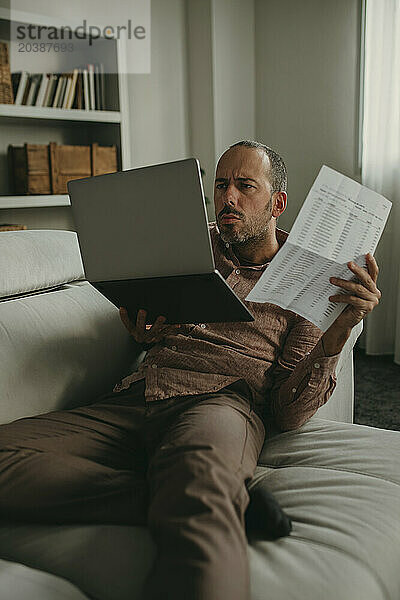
[{"x1": 218, "y1": 226, "x2": 289, "y2": 270}]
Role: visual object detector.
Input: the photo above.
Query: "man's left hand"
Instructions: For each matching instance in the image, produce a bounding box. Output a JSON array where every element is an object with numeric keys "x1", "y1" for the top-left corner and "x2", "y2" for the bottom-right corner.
[
  {"x1": 321, "y1": 253, "x2": 381, "y2": 356},
  {"x1": 328, "y1": 253, "x2": 381, "y2": 330}
]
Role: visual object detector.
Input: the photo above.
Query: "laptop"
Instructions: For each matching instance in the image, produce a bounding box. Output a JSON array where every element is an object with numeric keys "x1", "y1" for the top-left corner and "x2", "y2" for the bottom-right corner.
[{"x1": 68, "y1": 158, "x2": 254, "y2": 324}]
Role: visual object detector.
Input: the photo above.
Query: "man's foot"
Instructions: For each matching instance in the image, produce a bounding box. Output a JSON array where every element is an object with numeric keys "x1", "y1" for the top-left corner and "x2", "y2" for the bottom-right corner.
[{"x1": 245, "y1": 482, "x2": 292, "y2": 540}]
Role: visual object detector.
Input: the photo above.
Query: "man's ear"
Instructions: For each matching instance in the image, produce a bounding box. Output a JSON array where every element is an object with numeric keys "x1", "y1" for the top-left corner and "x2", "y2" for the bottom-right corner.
[{"x1": 271, "y1": 191, "x2": 287, "y2": 218}]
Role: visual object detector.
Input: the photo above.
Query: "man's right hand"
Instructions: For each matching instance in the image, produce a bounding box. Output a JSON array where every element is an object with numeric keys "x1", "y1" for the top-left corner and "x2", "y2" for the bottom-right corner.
[{"x1": 119, "y1": 307, "x2": 180, "y2": 348}]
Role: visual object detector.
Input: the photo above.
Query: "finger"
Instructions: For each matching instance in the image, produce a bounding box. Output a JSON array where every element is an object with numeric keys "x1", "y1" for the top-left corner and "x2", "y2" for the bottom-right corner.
[
  {"x1": 151, "y1": 325, "x2": 179, "y2": 340},
  {"x1": 136, "y1": 309, "x2": 147, "y2": 332},
  {"x1": 119, "y1": 307, "x2": 135, "y2": 335},
  {"x1": 329, "y1": 277, "x2": 380, "y2": 301},
  {"x1": 328, "y1": 294, "x2": 377, "y2": 312},
  {"x1": 347, "y1": 260, "x2": 380, "y2": 293},
  {"x1": 148, "y1": 315, "x2": 167, "y2": 336},
  {"x1": 366, "y1": 253, "x2": 379, "y2": 283},
  {"x1": 146, "y1": 323, "x2": 179, "y2": 343}
]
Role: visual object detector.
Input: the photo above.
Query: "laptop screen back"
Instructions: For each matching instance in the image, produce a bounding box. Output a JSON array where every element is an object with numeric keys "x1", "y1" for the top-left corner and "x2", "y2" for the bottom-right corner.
[{"x1": 68, "y1": 158, "x2": 215, "y2": 282}]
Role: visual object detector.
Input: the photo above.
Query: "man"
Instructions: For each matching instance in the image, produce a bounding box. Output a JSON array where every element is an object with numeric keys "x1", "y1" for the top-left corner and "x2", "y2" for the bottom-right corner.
[{"x1": 0, "y1": 141, "x2": 381, "y2": 600}]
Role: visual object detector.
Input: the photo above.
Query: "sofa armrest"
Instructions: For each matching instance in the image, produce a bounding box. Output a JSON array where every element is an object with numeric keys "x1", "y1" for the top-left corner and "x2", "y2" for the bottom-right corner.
[
  {"x1": 334, "y1": 321, "x2": 363, "y2": 377},
  {"x1": 315, "y1": 321, "x2": 363, "y2": 423}
]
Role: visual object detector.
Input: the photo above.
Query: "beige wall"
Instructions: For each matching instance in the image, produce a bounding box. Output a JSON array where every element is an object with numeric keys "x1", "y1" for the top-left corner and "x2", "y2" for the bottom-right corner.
[
  {"x1": 185, "y1": 0, "x2": 256, "y2": 218},
  {"x1": 127, "y1": 0, "x2": 190, "y2": 168},
  {"x1": 185, "y1": 0, "x2": 216, "y2": 208},
  {"x1": 211, "y1": 0, "x2": 256, "y2": 163},
  {"x1": 255, "y1": 0, "x2": 362, "y2": 231}
]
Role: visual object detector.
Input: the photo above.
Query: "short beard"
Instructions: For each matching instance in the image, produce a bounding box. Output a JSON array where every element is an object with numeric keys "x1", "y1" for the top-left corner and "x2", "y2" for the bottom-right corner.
[{"x1": 219, "y1": 200, "x2": 273, "y2": 245}]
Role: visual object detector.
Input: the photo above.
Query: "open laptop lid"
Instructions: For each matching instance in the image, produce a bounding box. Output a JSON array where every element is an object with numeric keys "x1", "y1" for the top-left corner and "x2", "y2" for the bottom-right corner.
[{"x1": 68, "y1": 158, "x2": 215, "y2": 282}]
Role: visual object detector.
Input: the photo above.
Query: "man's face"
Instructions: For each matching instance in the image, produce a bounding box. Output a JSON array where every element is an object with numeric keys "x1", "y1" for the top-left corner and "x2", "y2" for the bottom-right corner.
[{"x1": 214, "y1": 146, "x2": 275, "y2": 245}]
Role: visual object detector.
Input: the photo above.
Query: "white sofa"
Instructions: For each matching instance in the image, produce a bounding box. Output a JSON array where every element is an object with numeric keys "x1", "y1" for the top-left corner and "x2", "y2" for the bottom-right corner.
[{"x1": 0, "y1": 229, "x2": 399, "y2": 600}]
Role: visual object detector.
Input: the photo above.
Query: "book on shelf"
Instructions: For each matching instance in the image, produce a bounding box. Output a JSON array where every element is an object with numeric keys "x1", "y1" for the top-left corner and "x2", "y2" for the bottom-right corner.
[
  {"x1": 24, "y1": 76, "x2": 35, "y2": 105},
  {"x1": 40, "y1": 74, "x2": 52, "y2": 107},
  {"x1": 82, "y1": 68, "x2": 89, "y2": 110},
  {"x1": 11, "y1": 72, "x2": 21, "y2": 101},
  {"x1": 58, "y1": 76, "x2": 68, "y2": 108},
  {"x1": 62, "y1": 74, "x2": 71, "y2": 109},
  {"x1": 52, "y1": 75, "x2": 64, "y2": 108},
  {"x1": 88, "y1": 64, "x2": 95, "y2": 110},
  {"x1": 26, "y1": 73, "x2": 42, "y2": 106},
  {"x1": 21, "y1": 76, "x2": 31, "y2": 105},
  {"x1": 35, "y1": 74, "x2": 48, "y2": 107},
  {"x1": 8, "y1": 65, "x2": 107, "y2": 111},
  {"x1": 62, "y1": 72, "x2": 74, "y2": 109},
  {"x1": 44, "y1": 74, "x2": 58, "y2": 107},
  {"x1": 17, "y1": 72, "x2": 29, "y2": 104},
  {"x1": 95, "y1": 64, "x2": 101, "y2": 111},
  {"x1": 66, "y1": 69, "x2": 79, "y2": 109},
  {"x1": 74, "y1": 71, "x2": 83, "y2": 110},
  {"x1": 99, "y1": 63, "x2": 105, "y2": 110}
]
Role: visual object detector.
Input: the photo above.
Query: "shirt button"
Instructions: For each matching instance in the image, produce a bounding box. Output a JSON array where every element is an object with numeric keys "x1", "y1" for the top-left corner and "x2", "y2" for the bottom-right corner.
[
  {"x1": 314, "y1": 362, "x2": 321, "y2": 369},
  {"x1": 171, "y1": 345, "x2": 177, "y2": 351},
  {"x1": 200, "y1": 323, "x2": 206, "y2": 329},
  {"x1": 152, "y1": 364, "x2": 157, "y2": 369},
  {"x1": 225, "y1": 242, "x2": 230, "y2": 248},
  {"x1": 292, "y1": 387, "x2": 297, "y2": 393},
  {"x1": 235, "y1": 269, "x2": 240, "y2": 275}
]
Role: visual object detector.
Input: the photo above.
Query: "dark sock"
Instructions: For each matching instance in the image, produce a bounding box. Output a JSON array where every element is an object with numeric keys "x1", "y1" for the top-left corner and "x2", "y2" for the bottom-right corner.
[{"x1": 245, "y1": 482, "x2": 292, "y2": 540}]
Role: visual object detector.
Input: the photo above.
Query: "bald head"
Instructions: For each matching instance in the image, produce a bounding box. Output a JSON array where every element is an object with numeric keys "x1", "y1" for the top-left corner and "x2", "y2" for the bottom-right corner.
[{"x1": 228, "y1": 140, "x2": 287, "y2": 194}]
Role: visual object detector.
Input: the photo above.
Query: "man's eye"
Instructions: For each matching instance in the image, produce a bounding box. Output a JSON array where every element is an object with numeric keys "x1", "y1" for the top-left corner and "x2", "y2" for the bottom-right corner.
[
  {"x1": 215, "y1": 183, "x2": 227, "y2": 189},
  {"x1": 241, "y1": 183, "x2": 254, "y2": 189}
]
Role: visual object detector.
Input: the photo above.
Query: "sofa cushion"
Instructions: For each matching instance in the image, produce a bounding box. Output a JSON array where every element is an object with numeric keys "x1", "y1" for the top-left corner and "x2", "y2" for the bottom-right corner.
[
  {"x1": 249, "y1": 418, "x2": 400, "y2": 600},
  {"x1": 0, "y1": 417, "x2": 399, "y2": 600},
  {"x1": 0, "y1": 230, "x2": 84, "y2": 299},
  {"x1": 0, "y1": 280, "x2": 136, "y2": 423},
  {"x1": 0, "y1": 559, "x2": 87, "y2": 600}
]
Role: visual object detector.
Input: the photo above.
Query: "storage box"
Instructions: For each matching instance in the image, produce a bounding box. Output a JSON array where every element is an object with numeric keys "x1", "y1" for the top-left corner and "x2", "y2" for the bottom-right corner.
[
  {"x1": 91, "y1": 143, "x2": 118, "y2": 176},
  {"x1": 49, "y1": 142, "x2": 92, "y2": 194},
  {"x1": 8, "y1": 144, "x2": 51, "y2": 194},
  {"x1": 8, "y1": 143, "x2": 118, "y2": 195},
  {"x1": 0, "y1": 224, "x2": 27, "y2": 231}
]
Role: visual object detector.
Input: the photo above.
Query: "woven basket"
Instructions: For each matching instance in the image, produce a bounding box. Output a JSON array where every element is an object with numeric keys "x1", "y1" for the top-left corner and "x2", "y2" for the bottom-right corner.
[{"x1": 0, "y1": 42, "x2": 13, "y2": 104}]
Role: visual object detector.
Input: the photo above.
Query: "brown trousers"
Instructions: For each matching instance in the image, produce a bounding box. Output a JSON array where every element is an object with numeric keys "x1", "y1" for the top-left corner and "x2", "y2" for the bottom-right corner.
[{"x1": 0, "y1": 379, "x2": 266, "y2": 600}]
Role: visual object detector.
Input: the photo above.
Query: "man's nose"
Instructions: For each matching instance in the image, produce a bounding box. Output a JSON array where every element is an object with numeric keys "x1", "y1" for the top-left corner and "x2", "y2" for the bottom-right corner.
[{"x1": 223, "y1": 183, "x2": 239, "y2": 206}]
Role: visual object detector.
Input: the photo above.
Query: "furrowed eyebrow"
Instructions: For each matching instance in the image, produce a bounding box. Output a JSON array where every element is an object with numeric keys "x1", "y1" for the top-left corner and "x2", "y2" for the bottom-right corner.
[
  {"x1": 237, "y1": 177, "x2": 258, "y2": 184},
  {"x1": 214, "y1": 177, "x2": 258, "y2": 183}
]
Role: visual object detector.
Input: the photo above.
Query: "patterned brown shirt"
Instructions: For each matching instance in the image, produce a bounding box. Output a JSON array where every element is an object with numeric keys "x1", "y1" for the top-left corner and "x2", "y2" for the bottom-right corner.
[{"x1": 113, "y1": 224, "x2": 341, "y2": 431}]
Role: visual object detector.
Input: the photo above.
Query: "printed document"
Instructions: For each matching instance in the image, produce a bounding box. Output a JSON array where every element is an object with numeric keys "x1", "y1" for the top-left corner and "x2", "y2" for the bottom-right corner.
[{"x1": 246, "y1": 165, "x2": 392, "y2": 331}]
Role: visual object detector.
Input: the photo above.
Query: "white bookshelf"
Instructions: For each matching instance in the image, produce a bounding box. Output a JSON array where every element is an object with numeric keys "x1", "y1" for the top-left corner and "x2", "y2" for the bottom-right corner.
[
  {"x1": 0, "y1": 104, "x2": 122, "y2": 123},
  {"x1": 0, "y1": 195, "x2": 70, "y2": 209},
  {"x1": 0, "y1": 8, "x2": 130, "y2": 215}
]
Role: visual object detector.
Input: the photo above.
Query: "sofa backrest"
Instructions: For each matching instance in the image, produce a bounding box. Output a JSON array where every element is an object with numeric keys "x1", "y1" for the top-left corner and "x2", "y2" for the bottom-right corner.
[{"x1": 0, "y1": 230, "x2": 136, "y2": 424}]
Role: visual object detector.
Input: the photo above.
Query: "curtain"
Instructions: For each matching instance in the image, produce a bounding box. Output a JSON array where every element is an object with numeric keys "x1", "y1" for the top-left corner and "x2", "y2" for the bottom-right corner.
[{"x1": 361, "y1": 0, "x2": 400, "y2": 363}]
